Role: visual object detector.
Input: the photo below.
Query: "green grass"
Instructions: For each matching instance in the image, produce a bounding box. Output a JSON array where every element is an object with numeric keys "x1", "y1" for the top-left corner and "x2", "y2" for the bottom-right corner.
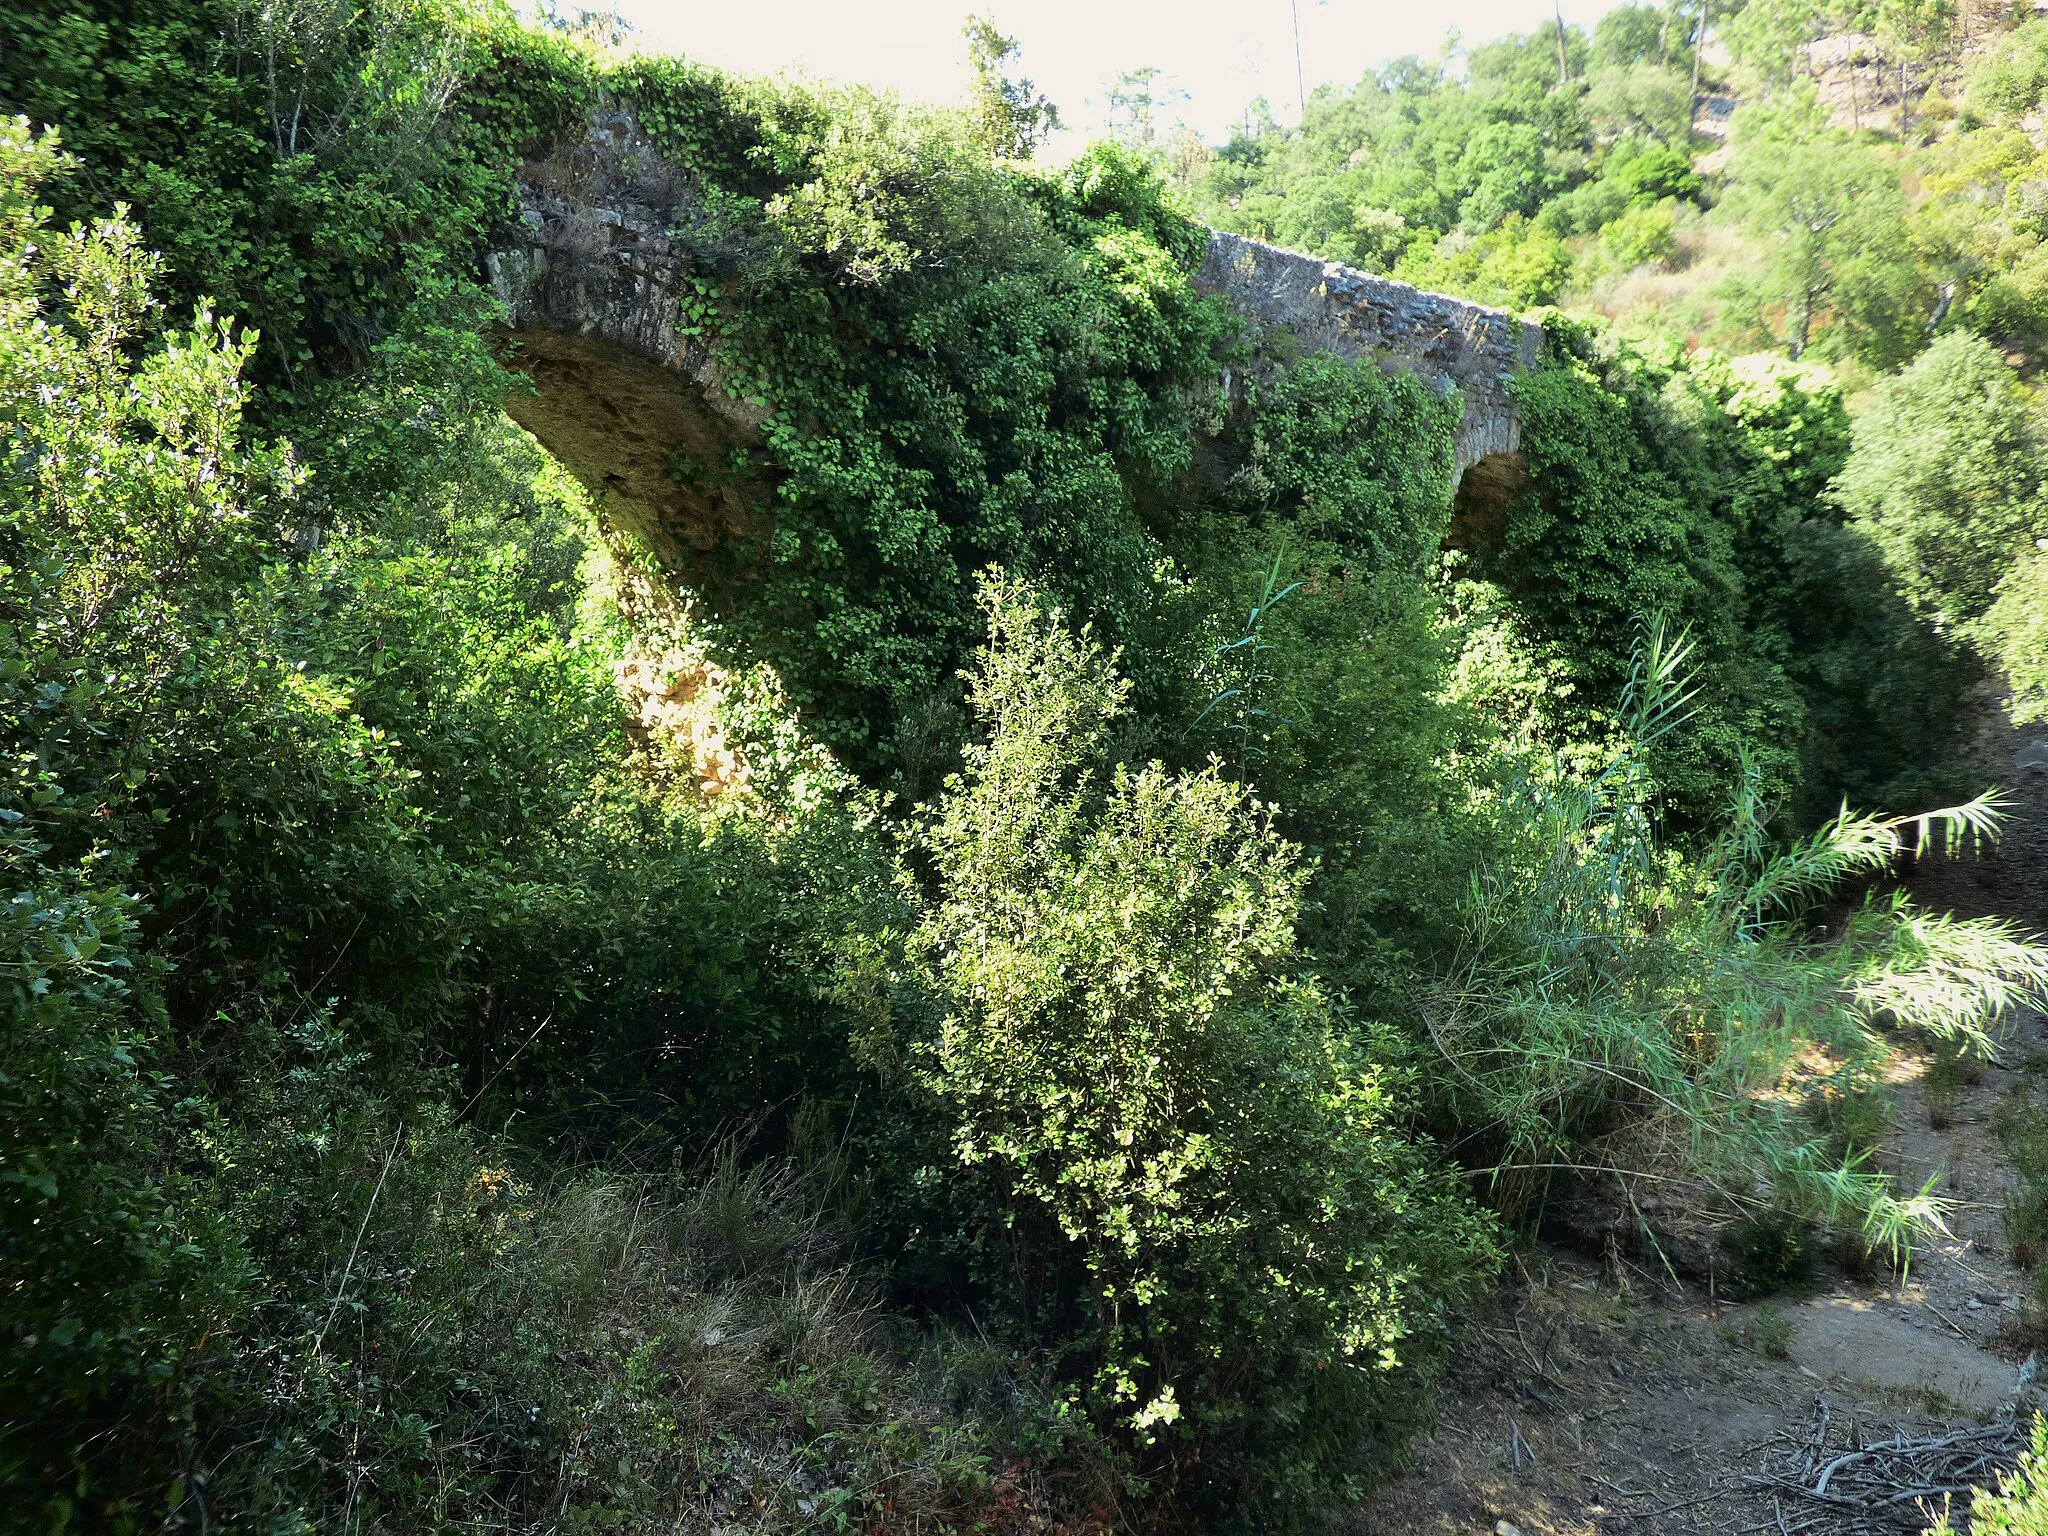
[{"x1": 1752, "y1": 1303, "x2": 1793, "y2": 1359}]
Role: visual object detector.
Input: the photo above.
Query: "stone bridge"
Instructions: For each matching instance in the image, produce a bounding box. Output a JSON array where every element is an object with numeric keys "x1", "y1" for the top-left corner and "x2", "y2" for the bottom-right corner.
[{"x1": 486, "y1": 108, "x2": 1540, "y2": 565}]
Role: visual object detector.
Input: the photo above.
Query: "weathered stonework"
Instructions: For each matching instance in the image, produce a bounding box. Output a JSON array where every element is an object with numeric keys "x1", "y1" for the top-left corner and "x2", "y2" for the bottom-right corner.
[
  {"x1": 1195, "y1": 231, "x2": 1540, "y2": 481},
  {"x1": 487, "y1": 108, "x2": 1543, "y2": 561},
  {"x1": 488, "y1": 105, "x2": 767, "y2": 565}
]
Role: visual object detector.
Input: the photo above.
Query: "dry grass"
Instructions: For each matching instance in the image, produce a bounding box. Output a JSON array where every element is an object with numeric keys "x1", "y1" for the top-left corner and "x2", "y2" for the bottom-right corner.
[
  {"x1": 210, "y1": 1118, "x2": 1120, "y2": 1535},
  {"x1": 1564, "y1": 221, "x2": 1770, "y2": 352},
  {"x1": 485, "y1": 1144, "x2": 1120, "y2": 1534}
]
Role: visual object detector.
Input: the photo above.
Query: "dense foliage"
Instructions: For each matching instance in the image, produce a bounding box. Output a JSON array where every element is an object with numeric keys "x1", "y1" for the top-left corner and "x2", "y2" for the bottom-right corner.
[
  {"x1": 0, "y1": 108, "x2": 952, "y2": 1529},
  {"x1": 894, "y1": 583, "x2": 1492, "y2": 1520},
  {"x1": 5, "y1": 0, "x2": 2048, "y2": 1532},
  {"x1": 1173, "y1": 1, "x2": 2048, "y2": 743},
  {"x1": 1837, "y1": 329, "x2": 2047, "y2": 625}
]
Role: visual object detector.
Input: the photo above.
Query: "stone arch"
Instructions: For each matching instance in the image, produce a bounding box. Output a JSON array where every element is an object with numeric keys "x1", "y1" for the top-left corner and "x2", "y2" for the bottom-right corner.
[
  {"x1": 1447, "y1": 449, "x2": 1532, "y2": 557},
  {"x1": 486, "y1": 113, "x2": 1544, "y2": 565}
]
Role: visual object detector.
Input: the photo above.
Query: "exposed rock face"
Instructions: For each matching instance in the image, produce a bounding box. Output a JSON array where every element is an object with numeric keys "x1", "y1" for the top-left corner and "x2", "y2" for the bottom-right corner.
[
  {"x1": 487, "y1": 109, "x2": 1543, "y2": 561},
  {"x1": 1195, "y1": 231, "x2": 1540, "y2": 482}
]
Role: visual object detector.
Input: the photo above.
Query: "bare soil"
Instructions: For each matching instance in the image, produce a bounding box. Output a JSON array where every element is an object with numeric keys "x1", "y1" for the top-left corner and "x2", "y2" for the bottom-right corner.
[{"x1": 1359, "y1": 697, "x2": 2048, "y2": 1536}]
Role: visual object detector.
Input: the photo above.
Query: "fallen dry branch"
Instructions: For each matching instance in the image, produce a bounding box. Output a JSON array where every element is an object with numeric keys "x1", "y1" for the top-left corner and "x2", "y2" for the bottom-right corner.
[{"x1": 1744, "y1": 1398, "x2": 2030, "y2": 1534}]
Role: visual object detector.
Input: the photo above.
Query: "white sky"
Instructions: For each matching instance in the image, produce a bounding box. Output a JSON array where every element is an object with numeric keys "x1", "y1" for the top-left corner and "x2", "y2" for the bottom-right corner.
[{"x1": 606, "y1": 0, "x2": 1634, "y2": 144}]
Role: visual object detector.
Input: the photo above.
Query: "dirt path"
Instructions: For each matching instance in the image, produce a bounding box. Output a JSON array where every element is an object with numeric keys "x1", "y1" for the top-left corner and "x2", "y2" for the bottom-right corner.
[
  {"x1": 1360, "y1": 1020, "x2": 2043, "y2": 1536},
  {"x1": 1361, "y1": 700, "x2": 2048, "y2": 1536}
]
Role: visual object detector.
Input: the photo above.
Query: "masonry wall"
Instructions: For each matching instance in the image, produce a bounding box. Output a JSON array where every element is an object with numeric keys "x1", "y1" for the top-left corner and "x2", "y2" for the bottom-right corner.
[
  {"x1": 485, "y1": 109, "x2": 1543, "y2": 556},
  {"x1": 1195, "y1": 231, "x2": 1539, "y2": 479}
]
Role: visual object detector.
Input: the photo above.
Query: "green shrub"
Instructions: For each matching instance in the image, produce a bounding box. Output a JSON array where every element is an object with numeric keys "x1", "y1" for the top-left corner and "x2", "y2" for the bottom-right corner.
[
  {"x1": 0, "y1": 827, "x2": 250, "y2": 1518},
  {"x1": 1233, "y1": 351, "x2": 1460, "y2": 580},
  {"x1": 1600, "y1": 198, "x2": 1681, "y2": 271},
  {"x1": 0, "y1": 0, "x2": 588, "y2": 403},
  {"x1": 0, "y1": 114, "x2": 935, "y2": 1526},
  {"x1": 1394, "y1": 216, "x2": 1574, "y2": 310},
  {"x1": 616, "y1": 59, "x2": 1236, "y2": 768},
  {"x1": 1607, "y1": 141, "x2": 1703, "y2": 205},
  {"x1": 891, "y1": 578, "x2": 1495, "y2": 1525},
  {"x1": 1969, "y1": 20, "x2": 2048, "y2": 122},
  {"x1": 1927, "y1": 1415, "x2": 2048, "y2": 1535},
  {"x1": 1981, "y1": 547, "x2": 2048, "y2": 723},
  {"x1": 1476, "y1": 327, "x2": 1807, "y2": 819},
  {"x1": 1157, "y1": 350, "x2": 1484, "y2": 980},
  {"x1": 1473, "y1": 324, "x2": 1970, "y2": 825}
]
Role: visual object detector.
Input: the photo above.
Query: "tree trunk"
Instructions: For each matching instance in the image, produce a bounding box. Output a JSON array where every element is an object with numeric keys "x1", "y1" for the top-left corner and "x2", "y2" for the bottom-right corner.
[
  {"x1": 1690, "y1": 0, "x2": 1712, "y2": 138},
  {"x1": 1927, "y1": 282, "x2": 1955, "y2": 335}
]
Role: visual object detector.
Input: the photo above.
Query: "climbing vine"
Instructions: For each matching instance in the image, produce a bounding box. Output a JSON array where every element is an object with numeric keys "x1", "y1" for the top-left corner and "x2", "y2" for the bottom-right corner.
[{"x1": 615, "y1": 58, "x2": 1238, "y2": 764}]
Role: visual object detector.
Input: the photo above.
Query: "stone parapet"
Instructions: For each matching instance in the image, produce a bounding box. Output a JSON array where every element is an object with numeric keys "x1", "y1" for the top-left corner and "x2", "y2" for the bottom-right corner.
[{"x1": 1196, "y1": 231, "x2": 1540, "y2": 478}]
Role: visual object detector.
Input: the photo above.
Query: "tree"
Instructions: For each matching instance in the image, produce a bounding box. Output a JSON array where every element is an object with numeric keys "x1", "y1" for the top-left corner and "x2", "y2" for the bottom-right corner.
[
  {"x1": 1875, "y1": 0, "x2": 1956, "y2": 132},
  {"x1": 1721, "y1": 96, "x2": 1920, "y2": 361},
  {"x1": 1724, "y1": 0, "x2": 1824, "y2": 88},
  {"x1": 1593, "y1": 2, "x2": 1671, "y2": 68},
  {"x1": 1455, "y1": 120, "x2": 1550, "y2": 229},
  {"x1": 1106, "y1": 65, "x2": 1186, "y2": 154},
  {"x1": 963, "y1": 15, "x2": 1059, "y2": 161},
  {"x1": 1835, "y1": 330, "x2": 2048, "y2": 627},
  {"x1": 1586, "y1": 61, "x2": 1696, "y2": 144},
  {"x1": 1965, "y1": 18, "x2": 2048, "y2": 122}
]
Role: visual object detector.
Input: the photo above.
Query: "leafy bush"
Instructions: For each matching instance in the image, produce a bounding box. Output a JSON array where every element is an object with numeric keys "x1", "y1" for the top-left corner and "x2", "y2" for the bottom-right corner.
[
  {"x1": 1981, "y1": 547, "x2": 2048, "y2": 723},
  {"x1": 0, "y1": 112, "x2": 954, "y2": 1528},
  {"x1": 0, "y1": 0, "x2": 587, "y2": 400},
  {"x1": 1394, "y1": 216, "x2": 1574, "y2": 310},
  {"x1": 0, "y1": 833, "x2": 245, "y2": 1516},
  {"x1": 893, "y1": 579, "x2": 1495, "y2": 1525},
  {"x1": 1600, "y1": 198, "x2": 1681, "y2": 271},
  {"x1": 616, "y1": 60, "x2": 1236, "y2": 769},
  {"x1": 1607, "y1": 141, "x2": 1703, "y2": 205},
  {"x1": 1230, "y1": 351, "x2": 1460, "y2": 579},
  {"x1": 1473, "y1": 322, "x2": 1973, "y2": 824},
  {"x1": 1926, "y1": 1416, "x2": 2048, "y2": 1535},
  {"x1": 1969, "y1": 20, "x2": 2048, "y2": 123},
  {"x1": 16, "y1": 4, "x2": 2048, "y2": 1530},
  {"x1": 1475, "y1": 326, "x2": 1805, "y2": 817},
  {"x1": 1128, "y1": 351, "x2": 1492, "y2": 996}
]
